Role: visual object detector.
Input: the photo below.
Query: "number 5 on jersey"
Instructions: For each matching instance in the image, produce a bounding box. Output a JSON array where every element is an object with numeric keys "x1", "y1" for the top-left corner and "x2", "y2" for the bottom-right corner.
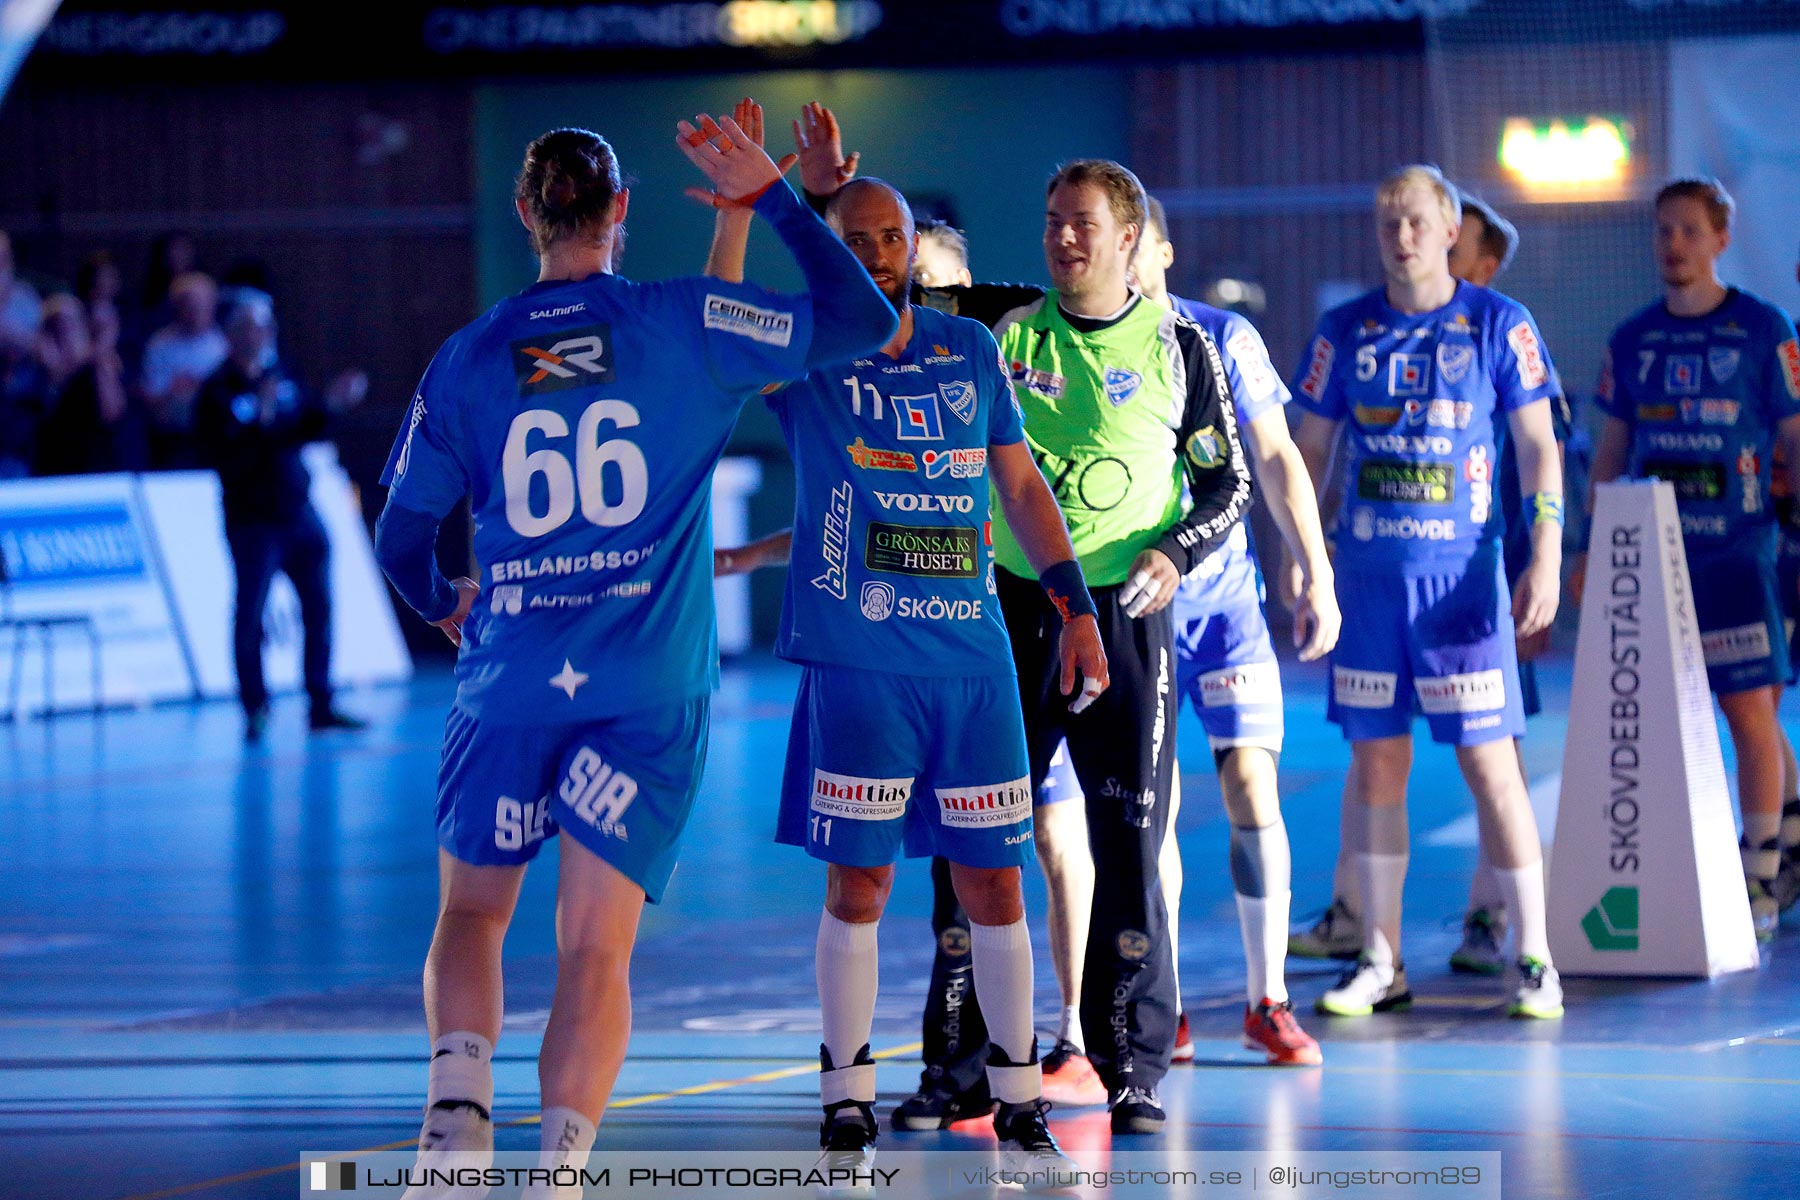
[{"x1": 503, "y1": 399, "x2": 648, "y2": 536}]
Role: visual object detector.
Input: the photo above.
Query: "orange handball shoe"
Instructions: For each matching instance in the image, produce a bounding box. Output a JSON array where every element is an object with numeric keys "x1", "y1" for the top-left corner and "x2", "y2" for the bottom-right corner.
[
  {"x1": 1040, "y1": 1039, "x2": 1109, "y2": 1107},
  {"x1": 1171, "y1": 1012, "x2": 1195, "y2": 1063},
  {"x1": 1243, "y1": 998, "x2": 1323, "y2": 1066}
]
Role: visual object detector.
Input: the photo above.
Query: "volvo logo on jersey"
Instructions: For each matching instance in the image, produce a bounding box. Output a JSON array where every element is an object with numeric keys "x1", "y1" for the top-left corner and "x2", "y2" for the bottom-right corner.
[{"x1": 511, "y1": 323, "x2": 615, "y2": 395}]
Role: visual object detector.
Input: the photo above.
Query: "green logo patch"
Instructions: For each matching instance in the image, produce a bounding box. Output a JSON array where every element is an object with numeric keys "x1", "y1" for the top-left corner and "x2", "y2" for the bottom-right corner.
[{"x1": 1581, "y1": 886, "x2": 1639, "y2": 951}]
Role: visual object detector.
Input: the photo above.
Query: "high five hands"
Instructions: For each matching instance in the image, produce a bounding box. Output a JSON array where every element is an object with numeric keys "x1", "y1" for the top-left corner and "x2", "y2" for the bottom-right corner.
[{"x1": 676, "y1": 102, "x2": 796, "y2": 209}]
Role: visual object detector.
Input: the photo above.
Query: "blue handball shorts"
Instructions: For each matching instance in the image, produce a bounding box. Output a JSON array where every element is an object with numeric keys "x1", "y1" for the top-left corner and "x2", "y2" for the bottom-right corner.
[
  {"x1": 1034, "y1": 739, "x2": 1083, "y2": 806},
  {"x1": 1776, "y1": 532, "x2": 1800, "y2": 683},
  {"x1": 1693, "y1": 550, "x2": 1790, "y2": 695},
  {"x1": 1328, "y1": 550, "x2": 1525, "y2": 746},
  {"x1": 776, "y1": 664, "x2": 1034, "y2": 869},
  {"x1": 435, "y1": 696, "x2": 710, "y2": 903},
  {"x1": 1170, "y1": 572, "x2": 1285, "y2": 753}
]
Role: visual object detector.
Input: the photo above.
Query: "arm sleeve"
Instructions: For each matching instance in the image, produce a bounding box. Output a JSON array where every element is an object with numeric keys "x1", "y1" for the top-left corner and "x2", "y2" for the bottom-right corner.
[
  {"x1": 374, "y1": 500, "x2": 459, "y2": 622},
  {"x1": 753, "y1": 178, "x2": 897, "y2": 371},
  {"x1": 1766, "y1": 309, "x2": 1800, "y2": 420},
  {"x1": 978, "y1": 326, "x2": 1025, "y2": 446},
  {"x1": 379, "y1": 346, "x2": 469, "y2": 520},
  {"x1": 1290, "y1": 318, "x2": 1345, "y2": 419},
  {"x1": 1491, "y1": 304, "x2": 1560, "y2": 413},
  {"x1": 1592, "y1": 337, "x2": 1630, "y2": 422},
  {"x1": 1155, "y1": 322, "x2": 1254, "y2": 573},
  {"x1": 1220, "y1": 312, "x2": 1290, "y2": 425}
]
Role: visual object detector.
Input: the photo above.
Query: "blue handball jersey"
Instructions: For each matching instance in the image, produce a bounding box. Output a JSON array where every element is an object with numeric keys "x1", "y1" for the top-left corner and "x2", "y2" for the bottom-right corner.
[
  {"x1": 1291, "y1": 281, "x2": 1559, "y2": 568},
  {"x1": 1595, "y1": 288, "x2": 1800, "y2": 563},
  {"x1": 382, "y1": 273, "x2": 814, "y2": 722},
  {"x1": 1171, "y1": 296, "x2": 1287, "y2": 604},
  {"x1": 772, "y1": 304, "x2": 1025, "y2": 676}
]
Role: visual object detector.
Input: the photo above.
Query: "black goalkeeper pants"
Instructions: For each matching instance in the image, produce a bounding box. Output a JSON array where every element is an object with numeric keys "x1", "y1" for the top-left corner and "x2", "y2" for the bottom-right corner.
[{"x1": 915, "y1": 567, "x2": 1179, "y2": 1095}]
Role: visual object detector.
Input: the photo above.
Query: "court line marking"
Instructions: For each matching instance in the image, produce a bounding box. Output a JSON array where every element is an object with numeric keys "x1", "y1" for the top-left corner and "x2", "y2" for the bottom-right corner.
[{"x1": 110, "y1": 1041, "x2": 924, "y2": 1200}]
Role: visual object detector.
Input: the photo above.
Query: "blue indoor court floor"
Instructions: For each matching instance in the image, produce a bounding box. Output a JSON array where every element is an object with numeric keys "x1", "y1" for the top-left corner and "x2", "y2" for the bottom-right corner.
[{"x1": 3, "y1": 652, "x2": 1798, "y2": 1200}]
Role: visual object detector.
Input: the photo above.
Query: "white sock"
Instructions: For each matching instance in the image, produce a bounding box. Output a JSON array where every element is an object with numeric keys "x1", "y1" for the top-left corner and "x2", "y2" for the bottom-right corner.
[
  {"x1": 1494, "y1": 860, "x2": 1551, "y2": 963},
  {"x1": 816, "y1": 912, "x2": 878, "y2": 1104},
  {"x1": 520, "y1": 1107, "x2": 595, "y2": 1200},
  {"x1": 1235, "y1": 894, "x2": 1291, "y2": 1005},
  {"x1": 1057, "y1": 1004, "x2": 1084, "y2": 1053},
  {"x1": 1231, "y1": 821, "x2": 1293, "y2": 1005},
  {"x1": 426, "y1": 1031, "x2": 495, "y2": 1115},
  {"x1": 971, "y1": 919, "x2": 1039, "y2": 1104},
  {"x1": 1358, "y1": 852, "x2": 1408, "y2": 967}
]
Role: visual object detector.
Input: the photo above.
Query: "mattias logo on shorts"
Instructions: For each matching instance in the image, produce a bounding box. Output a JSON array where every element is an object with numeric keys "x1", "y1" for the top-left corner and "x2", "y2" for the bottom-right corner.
[
  {"x1": 936, "y1": 777, "x2": 1031, "y2": 829},
  {"x1": 864, "y1": 522, "x2": 978, "y2": 578},
  {"x1": 704, "y1": 294, "x2": 794, "y2": 347},
  {"x1": 1415, "y1": 669, "x2": 1506, "y2": 715},
  {"x1": 511, "y1": 323, "x2": 615, "y2": 395},
  {"x1": 812, "y1": 770, "x2": 910, "y2": 821},
  {"x1": 1334, "y1": 667, "x2": 1396, "y2": 709}
]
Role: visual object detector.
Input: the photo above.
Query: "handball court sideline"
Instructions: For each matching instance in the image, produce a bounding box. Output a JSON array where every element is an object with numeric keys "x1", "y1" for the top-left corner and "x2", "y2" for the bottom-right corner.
[{"x1": 3, "y1": 653, "x2": 1797, "y2": 1199}]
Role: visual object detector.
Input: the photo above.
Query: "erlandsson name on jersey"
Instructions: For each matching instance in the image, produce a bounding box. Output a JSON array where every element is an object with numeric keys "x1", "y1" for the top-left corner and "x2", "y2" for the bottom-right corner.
[{"x1": 489, "y1": 541, "x2": 658, "y2": 583}]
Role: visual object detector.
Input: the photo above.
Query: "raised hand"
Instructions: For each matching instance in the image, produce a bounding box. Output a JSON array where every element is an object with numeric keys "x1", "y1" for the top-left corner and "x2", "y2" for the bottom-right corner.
[
  {"x1": 792, "y1": 101, "x2": 859, "y2": 198},
  {"x1": 681, "y1": 99, "x2": 798, "y2": 211},
  {"x1": 675, "y1": 112, "x2": 789, "y2": 208}
]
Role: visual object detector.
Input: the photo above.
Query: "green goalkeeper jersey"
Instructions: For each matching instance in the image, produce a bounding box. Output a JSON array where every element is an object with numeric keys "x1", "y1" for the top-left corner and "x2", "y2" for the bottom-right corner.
[{"x1": 991, "y1": 291, "x2": 1252, "y2": 586}]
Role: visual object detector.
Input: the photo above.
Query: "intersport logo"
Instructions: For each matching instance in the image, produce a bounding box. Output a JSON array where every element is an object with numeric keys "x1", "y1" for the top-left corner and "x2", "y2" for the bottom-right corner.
[{"x1": 873, "y1": 491, "x2": 975, "y2": 513}]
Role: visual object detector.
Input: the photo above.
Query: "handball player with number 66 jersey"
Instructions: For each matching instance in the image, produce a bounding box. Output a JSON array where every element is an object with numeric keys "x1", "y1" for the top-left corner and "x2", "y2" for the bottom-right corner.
[{"x1": 372, "y1": 118, "x2": 894, "y2": 1200}]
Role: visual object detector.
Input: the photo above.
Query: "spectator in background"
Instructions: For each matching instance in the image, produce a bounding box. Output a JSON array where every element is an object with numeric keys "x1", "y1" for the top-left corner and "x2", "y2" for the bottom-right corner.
[
  {"x1": 141, "y1": 231, "x2": 197, "y2": 315},
  {"x1": 0, "y1": 230, "x2": 43, "y2": 357},
  {"x1": 77, "y1": 251, "x2": 130, "y2": 365},
  {"x1": 37, "y1": 294, "x2": 90, "y2": 392},
  {"x1": 913, "y1": 219, "x2": 974, "y2": 288},
  {"x1": 36, "y1": 293, "x2": 146, "y2": 477},
  {"x1": 0, "y1": 328, "x2": 48, "y2": 479},
  {"x1": 140, "y1": 271, "x2": 227, "y2": 467},
  {"x1": 194, "y1": 288, "x2": 368, "y2": 743}
]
